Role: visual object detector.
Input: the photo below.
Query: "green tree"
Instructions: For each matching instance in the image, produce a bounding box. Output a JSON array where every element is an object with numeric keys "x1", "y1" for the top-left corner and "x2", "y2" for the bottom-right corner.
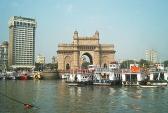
[
  {"x1": 43, "y1": 63, "x2": 57, "y2": 71},
  {"x1": 163, "y1": 60, "x2": 168, "y2": 67},
  {"x1": 34, "y1": 63, "x2": 43, "y2": 71},
  {"x1": 139, "y1": 59, "x2": 150, "y2": 68},
  {"x1": 81, "y1": 61, "x2": 91, "y2": 69},
  {"x1": 120, "y1": 60, "x2": 137, "y2": 69}
]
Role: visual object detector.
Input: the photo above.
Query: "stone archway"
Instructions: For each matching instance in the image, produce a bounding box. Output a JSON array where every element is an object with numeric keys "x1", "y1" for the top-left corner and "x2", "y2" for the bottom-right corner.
[
  {"x1": 81, "y1": 52, "x2": 93, "y2": 64},
  {"x1": 80, "y1": 52, "x2": 93, "y2": 69},
  {"x1": 102, "y1": 56, "x2": 108, "y2": 68},
  {"x1": 64, "y1": 56, "x2": 71, "y2": 70},
  {"x1": 57, "y1": 31, "x2": 116, "y2": 70}
]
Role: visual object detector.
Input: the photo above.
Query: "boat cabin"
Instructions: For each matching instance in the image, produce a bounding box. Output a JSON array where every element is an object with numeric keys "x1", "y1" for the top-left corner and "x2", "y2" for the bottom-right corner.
[{"x1": 122, "y1": 69, "x2": 144, "y2": 86}]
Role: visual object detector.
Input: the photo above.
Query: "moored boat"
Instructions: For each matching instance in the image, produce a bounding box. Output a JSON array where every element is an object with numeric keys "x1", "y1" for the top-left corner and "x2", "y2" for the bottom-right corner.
[
  {"x1": 92, "y1": 63, "x2": 122, "y2": 86},
  {"x1": 139, "y1": 85, "x2": 162, "y2": 88},
  {"x1": 122, "y1": 64, "x2": 145, "y2": 86},
  {"x1": 66, "y1": 69, "x2": 93, "y2": 86},
  {"x1": 19, "y1": 74, "x2": 28, "y2": 80},
  {"x1": 33, "y1": 71, "x2": 43, "y2": 80},
  {"x1": 93, "y1": 68, "x2": 122, "y2": 86}
]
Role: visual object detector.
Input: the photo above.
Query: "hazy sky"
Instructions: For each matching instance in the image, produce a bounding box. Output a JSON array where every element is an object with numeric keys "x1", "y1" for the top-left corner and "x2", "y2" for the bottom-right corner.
[{"x1": 0, "y1": 0, "x2": 168, "y2": 62}]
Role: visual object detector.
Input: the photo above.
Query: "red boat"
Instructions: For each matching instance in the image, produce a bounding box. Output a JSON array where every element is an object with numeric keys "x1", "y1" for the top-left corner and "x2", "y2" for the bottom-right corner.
[{"x1": 19, "y1": 74, "x2": 28, "y2": 80}]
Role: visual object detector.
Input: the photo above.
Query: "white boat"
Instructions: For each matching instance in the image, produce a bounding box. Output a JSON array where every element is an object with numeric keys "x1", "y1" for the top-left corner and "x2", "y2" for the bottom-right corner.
[
  {"x1": 121, "y1": 64, "x2": 148, "y2": 86},
  {"x1": 93, "y1": 82, "x2": 111, "y2": 86},
  {"x1": 93, "y1": 63, "x2": 122, "y2": 86},
  {"x1": 139, "y1": 85, "x2": 161, "y2": 88},
  {"x1": 66, "y1": 72, "x2": 93, "y2": 86},
  {"x1": 140, "y1": 69, "x2": 168, "y2": 86},
  {"x1": 122, "y1": 70, "x2": 144, "y2": 86},
  {"x1": 61, "y1": 73, "x2": 70, "y2": 79},
  {"x1": 68, "y1": 82, "x2": 79, "y2": 86}
]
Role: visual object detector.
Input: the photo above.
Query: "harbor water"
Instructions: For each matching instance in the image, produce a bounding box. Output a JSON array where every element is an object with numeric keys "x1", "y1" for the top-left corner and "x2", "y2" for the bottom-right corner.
[{"x1": 0, "y1": 80, "x2": 168, "y2": 113}]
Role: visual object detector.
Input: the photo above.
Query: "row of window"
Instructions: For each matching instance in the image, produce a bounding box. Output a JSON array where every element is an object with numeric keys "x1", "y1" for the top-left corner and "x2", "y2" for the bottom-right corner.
[
  {"x1": 14, "y1": 21, "x2": 36, "y2": 27},
  {"x1": 15, "y1": 43, "x2": 34, "y2": 45},
  {"x1": 15, "y1": 63, "x2": 33, "y2": 64},
  {"x1": 78, "y1": 46, "x2": 96, "y2": 50}
]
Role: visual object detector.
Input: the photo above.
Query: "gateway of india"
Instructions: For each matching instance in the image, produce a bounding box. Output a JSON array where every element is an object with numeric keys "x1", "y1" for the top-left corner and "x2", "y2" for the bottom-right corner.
[{"x1": 57, "y1": 31, "x2": 116, "y2": 71}]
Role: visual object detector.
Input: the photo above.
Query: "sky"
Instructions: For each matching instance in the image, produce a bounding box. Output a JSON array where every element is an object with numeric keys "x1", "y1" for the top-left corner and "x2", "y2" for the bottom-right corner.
[{"x1": 0, "y1": 0, "x2": 168, "y2": 63}]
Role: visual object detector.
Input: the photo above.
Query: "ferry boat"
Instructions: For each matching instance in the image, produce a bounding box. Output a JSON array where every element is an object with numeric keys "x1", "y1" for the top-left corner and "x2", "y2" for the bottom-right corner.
[
  {"x1": 66, "y1": 69, "x2": 93, "y2": 86},
  {"x1": 139, "y1": 64, "x2": 168, "y2": 87},
  {"x1": 92, "y1": 63, "x2": 122, "y2": 86},
  {"x1": 93, "y1": 68, "x2": 122, "y2": 86},
  {"x1": 16, "y1": 71, "x2": 34, "y2": 80},
  {"x1": 140, "y1": 71, "x2": 168, "y2": 86},
  {"x1": 122, "y1": 64, "x2": 145, "y2": 86},
  {"x1": 61, "y1": 73, "x2": 70, "y2": 79}
]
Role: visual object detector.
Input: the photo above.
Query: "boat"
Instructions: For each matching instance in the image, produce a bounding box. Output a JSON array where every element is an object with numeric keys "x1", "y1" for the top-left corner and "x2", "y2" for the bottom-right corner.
[
  {"x1": 16, "y1": 71, "x2": 34, "y2": 80},
  {"x1": 139, "y1": 64, "x2": 168, "y2": 87},
  {"x1": 19, "y1": 74, "x2": 28, "y2": 80},
  {"x1": 33, "y1": 71, "x2": 43, "y2": 80},
  {"x1": 61, "y1": 73, "x2": 70, "y2": 79},
  {"x1": 122, "y1": 64, "x2": 145, "y2": 86},
  {"x1": 0, "y1": 73, "x2": 4, "y2": 80},
  {"x1": 93, "y1": 82, "x2": 111, "y2": 86},
  {"x1": 67, "y1": 82, "x2": 79, "y2": 86},
  {"x1": 139, "y1": 85, "x2": 163, "y2": 88},
  {"x1": 92, "y1": 63, "x2": 122, "y2": 86},
  {"x1": 0, "y1": 72, "x2": 6, "y2": 80},
  {"x1": 5, "y1": 71, "x2": 16, "y2": 80},
  {"x1": 6, "y1": 75, "x2": 16, "y2": 80},
  {"x1": 66, "y1": 69, "x2": 93, "y2": 86}
]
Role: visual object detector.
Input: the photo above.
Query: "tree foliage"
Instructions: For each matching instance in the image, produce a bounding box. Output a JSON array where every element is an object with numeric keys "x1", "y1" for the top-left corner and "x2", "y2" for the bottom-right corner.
[
  {"x1": 120, "y1": 60, "x2": 137, "y2": 69},
  {"x1": 139, "y1": 59, "x2": 150, "y2": 68},
  {"x1": 34, "y1": 63, "x2": 43, "y2": 71},
  {"x1": 81, "y1": 61, "x2": 91, "y2": 69},
  {"x1": 163, "y1": 60, "x2": 168, "y2": 67},
  {"x1": 35, "y1": 63, "x2": 58, "y2": 71}
]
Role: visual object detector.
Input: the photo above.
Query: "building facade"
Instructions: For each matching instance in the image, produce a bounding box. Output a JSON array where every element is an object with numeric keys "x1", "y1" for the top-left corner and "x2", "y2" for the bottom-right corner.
[
  {"x1": 36, "y1": 54, "x2": 45, "y2": 64},
  {"x1": 0, "y1": 41, "x2": 8, "y2": 71},
  {"x1": 145, "y1": 49, "x2": 158, "y2": 63},
  {"x1": 8, "y1": 16, "x2": 37, "y2": 68},
  {"x1": 57, "y1": 31, "x2": 116, "y2": 71}
]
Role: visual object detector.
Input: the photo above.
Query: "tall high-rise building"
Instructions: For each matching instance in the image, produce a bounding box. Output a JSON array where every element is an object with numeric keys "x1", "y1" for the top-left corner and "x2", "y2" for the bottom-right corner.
[
  {"x1": 145, "y1": 49, "x2": 158, "y2": 63},
  {"x1": 8, "y1": 16, "x2": 37, "y2": 68},
  {"x1": 0, "y1": 41, "x2": 8, "y2": 71}
]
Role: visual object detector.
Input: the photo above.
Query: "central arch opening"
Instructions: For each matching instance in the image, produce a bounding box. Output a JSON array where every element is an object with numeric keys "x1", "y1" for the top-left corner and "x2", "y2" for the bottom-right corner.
[{"x1": 81, "y1": 52, "x2": 93, "y2": 69}]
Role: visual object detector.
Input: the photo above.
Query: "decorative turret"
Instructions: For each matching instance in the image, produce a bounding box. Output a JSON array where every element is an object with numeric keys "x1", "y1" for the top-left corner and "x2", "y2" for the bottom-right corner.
[
  {"x1": 73, "y1": 30, "x2": 79, "y2": 45},
  {"x1": 73, "y1": 30, "x2": 78, "y2": 39},
  {"x1": 95, "y1": 31, "x2": 99, "y2": 39}
]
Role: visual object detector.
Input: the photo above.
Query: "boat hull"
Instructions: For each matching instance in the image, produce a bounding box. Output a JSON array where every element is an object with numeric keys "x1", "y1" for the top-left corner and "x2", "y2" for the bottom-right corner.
[{"x1": 139, "y1": 85, "x2": 167, "y2": 88}]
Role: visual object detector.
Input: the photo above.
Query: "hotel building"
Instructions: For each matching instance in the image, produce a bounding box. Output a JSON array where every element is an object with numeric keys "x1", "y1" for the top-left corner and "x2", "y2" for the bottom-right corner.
[{"x1": 8, "y1": 16, "x2": 37, "y2": 68}]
